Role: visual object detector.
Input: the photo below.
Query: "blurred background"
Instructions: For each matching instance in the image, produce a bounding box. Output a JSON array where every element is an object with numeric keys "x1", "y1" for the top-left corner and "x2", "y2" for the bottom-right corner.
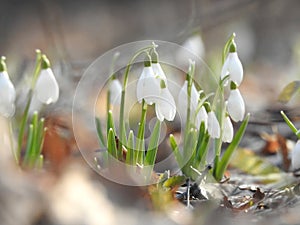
[{"x1": 2, "y1": 0, "x2": 300, "y2": 114}]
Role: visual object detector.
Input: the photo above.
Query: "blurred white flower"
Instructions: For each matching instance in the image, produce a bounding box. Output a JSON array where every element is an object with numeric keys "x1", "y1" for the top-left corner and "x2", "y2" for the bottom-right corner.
[
  {"x1": 109, "y1": 78, "x2": 122, "y2": 105},
  {"x1": 136, "y1": 64, "x2": 160, "y2": 105},
  {"x1": 222, "y1": 115, "x2": 234, "y2": 143},
  {"x1": 177, "y1": 81, "x2": 199, "y2": 124},
  {"x1": 0, "y1": 70, "x2": 16, "y2": 118},
  {"x1": 227, "y1": 87, "x2": 245, "y2": 122},
  {"x1": 291, "y1": 140, "x2": 300, "y2": 171},
  {"x1": 35, "y1": 56, "x2": 59, "y2": 105},
  {"x1": 207, "y1": 111, "x2": 220, "y2": 139},
  {"x1": 155, "y1": 82, "x2": 176, "y2": 121},
  {"x1": 176, "y1": 33, "x2": 205, "y2": 64},
  {"x1": 221, "y1": 52, "x2": 243, "y2": 86}
]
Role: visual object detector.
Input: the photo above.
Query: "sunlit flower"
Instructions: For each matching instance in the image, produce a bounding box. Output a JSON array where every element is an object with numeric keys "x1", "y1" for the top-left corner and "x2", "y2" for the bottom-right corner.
[
  {"x1": 155, "y1": 80, "x2": 176, "y2": 121},
  {"x1": 109, "y1": 78, "x2": 122, "y2": 105},
  {"x1": 207, "y1": 110, "x2": 220, "y2": 139},
  {"x1": 35, "y1": 55, "x2": 59, "y2": 104},
  {"x1": 222, "y1": 115, "x2": 234, "y2": 143},
  {"x1": 221, "y1": 43, "x2": 243, "y2": 86},
  {"x1": 0, "y1": 57, "x2": 16, "y2": 118},
  {"x1": 136, "y1": 61, "x2": 160, "y2": 105},
  {"x1": 177, "y1": 80, "x2": 199, "y2": 123},
  {"x1": 227, "y1": 82, "x2": 245, "y2": 122},
  {"x1": 291, "y1": 140, "x2": 300, "y2": 171}
]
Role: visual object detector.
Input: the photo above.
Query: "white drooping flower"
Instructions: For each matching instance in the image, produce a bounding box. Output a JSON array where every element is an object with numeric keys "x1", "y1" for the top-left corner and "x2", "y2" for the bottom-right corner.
[
  {"x1": 221, "y1": 43, "x2": 243, "y2": 86},
  {"x1": 291, "y1": 140, "x2": 300, "y2": 171},
  {"x1": 227, "y1": 82, "x2": 245, "y2": 122},
  {"x1": 177, "y1": 80, "x2": 199, "y2": 124},
  {"x1": 35, "y1": 55, "x2": 59, "y2": 104},
  {"x1": 109, "y1": 78, "x2": 122, "y2": 105},
  {"x1": 195, "y1": 105, "x2": 208, "y2": 129},
  {"x1": 155, "y1": 80, "x2": 176, "y2": 122},
  {"x1": 207, "y1": 110, "x2": 220, "y2": 139},
  {"x1": 152, "y1": 62, "x2": 167, "y2": 82},
  {"x1": 0, "y1": 58, "x2": 16, "y2": 118},
  {"x1": 136, "y1": 62, "x2": 160, "y2": 105},
  {"x1": 222, "y1": 115, "x2": 234, "y2": 143}
]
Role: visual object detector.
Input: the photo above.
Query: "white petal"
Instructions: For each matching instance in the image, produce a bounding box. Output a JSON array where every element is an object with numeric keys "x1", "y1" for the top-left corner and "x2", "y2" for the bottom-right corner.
[
  {"x1": 152, "y1": 63, "x2": 167, "y2": 82},
  {"x1": 35, "y1": 68, "x2": 59, "y2": 104},
  {"x1": 221, "y1": 52, "x2": 243, "y2": 86},
  {"x1": 207, "y1": 111, "x2": 220, "y2": 138},
  {"x1": 227, "y1": 89, "x2": 245, "y2": 122},
  {"x1": 109, "y1": 79, "x2": 122, "y2": 105},
  {"x1": 222, "y1": 116, "x2": 234, "y2": 143},
  {"x1": 136, "y1": 66, "x2": 160, "y2": 105},
  {"x1": 292, "y1": 140, "x2": 300, "y2": 170},
  {"x1": 0, "y1": 72, "x2": 16, "y2": 117},
  {"x1": 196, "y1": 105, "x2": 208, "y2": 129},
  {"x1": 155, "y1": 88, "x2": 176, "y2": 121}
]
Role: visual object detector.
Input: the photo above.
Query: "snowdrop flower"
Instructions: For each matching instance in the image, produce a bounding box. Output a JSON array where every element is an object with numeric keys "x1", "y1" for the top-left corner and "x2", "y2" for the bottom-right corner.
[
  {"x1": 196, "y1": 105, "x2": 208, "y2": 129},
  {"x1": 177, "y1": 80, "x2": 199, "y2": 124},
  {"x1": 221, "y1": 41, "x2": 243, "y2": 86},
  {"x1": 205, "y1": 103, "x2": 220, "y2": 139},
  {"x1": 109, "y1": 77, "x2": 122, "y2": 105},
  {"x1": 155, "y1": 80, "x2": 176, "y2": 121},
  {"x1": 222, "y1": 115, "x2": 234, "y2": 143},
  {"x1": 0, "y1": 57, "x2": 16, "y2": 118},
  {"x1": 227, "y1": 82, "x2": 245, "y2": 122},
  {"x1": 151, "y1": 49, "x2": 167, "y2": 82},
  {"x1": 136, "y1": 59, "x2": 160, "y2": 105},
  {"x1": 35, "y1": 55, "x2": 59, "y2": 104},
  {"x1": 291, "y1": 140, "x2": 300, "y2": 171}
]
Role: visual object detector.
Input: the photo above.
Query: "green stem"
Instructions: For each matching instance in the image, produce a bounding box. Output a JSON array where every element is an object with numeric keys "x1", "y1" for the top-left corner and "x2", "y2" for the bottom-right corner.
[
  {"x1": 136, "y1": 99, "x2": 147, "y2": 165},
  {"x1": 119, "y1": 45, "x2": 155, "y2": 151}
]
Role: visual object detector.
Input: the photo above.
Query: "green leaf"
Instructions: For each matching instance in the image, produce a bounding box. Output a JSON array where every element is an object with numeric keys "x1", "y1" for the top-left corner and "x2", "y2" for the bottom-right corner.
[
  {"x1": 136, "y1": 100, "x2": 147, "y2": 165},
  {"x1": 280, "y1": 110, "x2": 300, "y2": 138},
  {"x1": 145, "y1": 120, "x2": 161, "y2": 166},
  {"x1": 126, "y1": 130, "x2": 135, "y2": 165},
  {"x1": 215, "y1": 113, "x2": 250, "y2": 181},
  {"x1": 169, "y1": 134, "x2": 183, "y2": 167},
  {"x1": 163, "y1": 175, "x2": 186, "y2": 188},
  {"x1": 95, "y1": 117, "x2": 106, "y2": 148},
  {"x1": 23, "y1": 124, "x2": 34, "y2": 167},
  {"x1": 107, "y1": 128, "x2": 117, "y2": 158},
  {"x1": 107, "y1": 110, "x2": 115, "y2": 135},
  {"x1": 278, "y1": 81, "x2": 300, "y2": 103}
]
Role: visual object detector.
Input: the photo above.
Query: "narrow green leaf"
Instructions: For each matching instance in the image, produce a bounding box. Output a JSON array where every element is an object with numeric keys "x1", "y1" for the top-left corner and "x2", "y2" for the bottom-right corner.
[
  {"x1": 23, "y1": 124, "x2": 34, "y2": 167},
  {"x1": 280, "y1": 111, "x2": 300, "y2": 138},
  {"x1": 169, "y1": 134, "x2": 183, "y2": 167},
  {"x1": 31, "y1": 112, "x2": 39, "y2": 161},
  {"x1": 95, "y1": 117, "x2": 106, "y2": 147},
  {"x1": 107, "y1": 128, "x2": 117, "y2": 158},
  {"x1": 145, "y1": 120, "x2": 161, "y2": 166},
  {"x1": 278, "y1": 81, "x2": 300, "y2": 103},
  {"x1": 136, "y1": 100, "x2": 147, "y2": 165},
  {"x1": 126, "y1": 130, "x2": 135, "y2": 165},
  {"x1": 107, "y1": 110, "x2": 115, "y2": 135},
  {"x1": 215, "y1": 113, "x2": 250, "y2": 181}
]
